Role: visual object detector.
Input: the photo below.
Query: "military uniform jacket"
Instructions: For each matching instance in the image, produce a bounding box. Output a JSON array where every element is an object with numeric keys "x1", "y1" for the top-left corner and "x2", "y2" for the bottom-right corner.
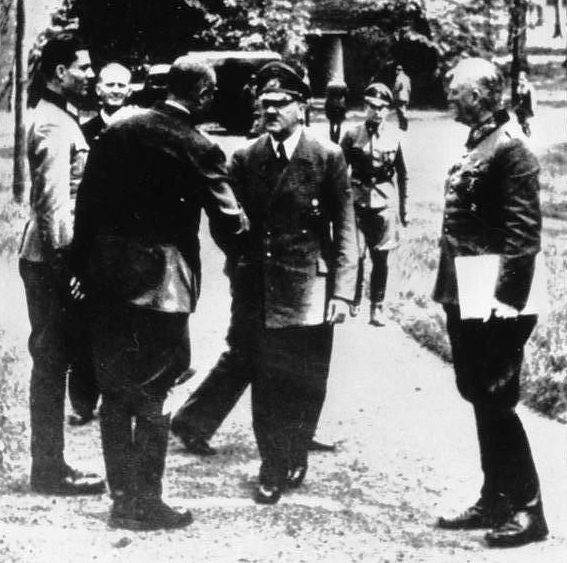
[
  {"x1": 20, "y1": 90, "x2": 89, "y2": 263},
  {"x1": 340, "y1": 122, "x2": 408, "y2": 211},
  {"x1": 229, "y1": 130, "x2": 358, "y2": 329},
  {"x1": 71, "y1": 102, "x2": 246, "y2": 314},
  {"x1": 433, "y1": 110, "x2": 541, "y2": 311}
]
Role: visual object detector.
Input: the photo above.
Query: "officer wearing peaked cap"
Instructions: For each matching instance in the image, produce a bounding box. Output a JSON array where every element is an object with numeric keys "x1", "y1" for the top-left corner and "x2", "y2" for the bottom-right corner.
[{"x1": 255, "y1": 60, "x2": 312, "y2": 101}]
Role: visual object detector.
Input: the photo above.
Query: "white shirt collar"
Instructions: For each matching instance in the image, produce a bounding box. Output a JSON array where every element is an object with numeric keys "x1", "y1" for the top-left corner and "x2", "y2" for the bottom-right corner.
[
  {"x1": 270, "y1": 126, "x2": 303, "y2": 160},
  {"x1": 165, "y1": 99, "x2": 192, "y2": 116}
]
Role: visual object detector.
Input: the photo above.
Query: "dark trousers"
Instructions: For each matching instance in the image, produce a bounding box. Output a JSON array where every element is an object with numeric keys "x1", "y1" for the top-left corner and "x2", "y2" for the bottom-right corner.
[
  {"x1": 329, "y1": 120, "x2": 343, "y2": 144},
  {"x1": 253, "y1": 324, "x2": 333, "y2": 487},
  {"x1": 172, "y1": 346, "x2": 250, "y2": 441},
  {"x1": 353, "y1": 251, "x2": 389, "y2": 306},
  {"x1": 445, "y1": 305, "x2": 541, "y2": 508},
  {"x1": 20, "y1": 259, "x2": 68, "y2": 477},
  {"x1": 67, "y1": 299, "x2": 99, "y2": 418},
  {"x1": 395, "y1": 103, "x2": 408, "y2": 131},
  {"x1": 89, "y1": 305, "x2": 190, "y2": 504}
]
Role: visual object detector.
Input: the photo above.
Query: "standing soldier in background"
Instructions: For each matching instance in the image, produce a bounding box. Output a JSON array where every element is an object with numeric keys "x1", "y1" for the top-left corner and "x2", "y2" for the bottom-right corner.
[
  {"x1": 393, "y1": 64, "x2": 411, "y2": 131},
  {"x1": 341, "y1": 83, "x2": 408, "y2": 327},
  {"x1": 514, "y1": 70, "x2": 537, "y2": 137},
  {"x1": 433, "y1": 57, "x2": 548, "y2": 548},
  {"x1": 324, "y1": 78, "x2": 348, "y2": 144},
  {"x1": 81, "y1": 62, "x2": 132, "y2": 146},
  {"x1": 66, "y1": 62, "x2": 134, "y2": 428},
  {"x1": 71, "y1": 57, "x2": 248, "y2": 530},
  {"x1": 19, "y1": 34, "x2": 105, "y2": 496}
]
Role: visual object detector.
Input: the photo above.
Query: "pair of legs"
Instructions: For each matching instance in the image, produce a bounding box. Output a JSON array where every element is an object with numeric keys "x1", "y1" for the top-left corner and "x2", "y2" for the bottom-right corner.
[
  {"x1": 395, "y1": 103, "x2": 408, "y2": 131},
  {"x1": 442, "y1": 306, "x2": 548, "y2": 546},
  {"x1": 253, "y1": 324, "x2": 333, "y2": 501},
  {"x1": 20, "y1": 259, "x2": 104, "y2": 494},
  {"x1": 89, "y1": 304, "x2": 193, "y2": 529},
  {"x1": 353, "y1": 207, "x2": 390, "y2": 325},
  {"x1": 329, "y1": 120, "x2": 344, "y2": 144},
  {"x1": 67, "y1": 297, "x2": 99, "y2": 424}
]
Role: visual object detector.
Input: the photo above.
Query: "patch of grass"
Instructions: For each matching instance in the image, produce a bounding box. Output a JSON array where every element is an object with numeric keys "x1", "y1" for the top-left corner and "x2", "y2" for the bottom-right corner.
[
  {"x1": 0, "y1": 329, "x2": 27, "y2": 487},
  {"x1": 540, "y1": 142, "x2": 567, "y2": 219}
]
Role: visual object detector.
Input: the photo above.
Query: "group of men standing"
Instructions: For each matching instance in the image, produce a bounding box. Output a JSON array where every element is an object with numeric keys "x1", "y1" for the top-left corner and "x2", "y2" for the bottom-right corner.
[{"x1": 19, "y1": 32, "x2": 549, "y2": 547}]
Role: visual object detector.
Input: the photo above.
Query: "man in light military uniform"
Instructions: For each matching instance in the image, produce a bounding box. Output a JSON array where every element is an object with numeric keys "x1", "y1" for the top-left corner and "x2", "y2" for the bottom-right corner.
[
  {"x1": 433, "y1": 57, "x2": 548, "y2": 548},
  {"x1": 19, "y1": 35, "x2": 104, "y2": 496}
]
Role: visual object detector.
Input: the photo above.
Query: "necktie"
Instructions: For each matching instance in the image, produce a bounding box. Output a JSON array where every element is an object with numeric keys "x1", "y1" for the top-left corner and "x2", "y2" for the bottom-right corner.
[{"x1": 276, "y1": 142, "x2": 288, "y2": 163}]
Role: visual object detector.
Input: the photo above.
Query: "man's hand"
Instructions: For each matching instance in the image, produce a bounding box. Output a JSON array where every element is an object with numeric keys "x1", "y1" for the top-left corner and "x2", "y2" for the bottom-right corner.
[
  {"x1": 326, "y1": 298, "x2": 349, "y2": 324},
  {"x1": 483, "y1": 298, "x2": 519, "y2": 322}
]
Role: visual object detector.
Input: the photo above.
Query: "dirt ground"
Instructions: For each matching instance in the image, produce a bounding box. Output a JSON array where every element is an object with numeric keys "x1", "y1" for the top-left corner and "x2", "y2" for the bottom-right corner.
[{"x1": 0, "y1": 110, "x2": 566, "y2": 562}]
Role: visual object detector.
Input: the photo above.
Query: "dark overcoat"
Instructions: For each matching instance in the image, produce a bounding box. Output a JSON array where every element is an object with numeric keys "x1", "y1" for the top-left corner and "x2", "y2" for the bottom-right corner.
[{"x1": 229, "y1": 130, "x2": 358, "y2": 330}]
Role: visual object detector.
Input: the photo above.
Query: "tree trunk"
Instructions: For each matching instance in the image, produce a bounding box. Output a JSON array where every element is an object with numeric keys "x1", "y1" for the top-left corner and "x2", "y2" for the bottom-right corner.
[
  {"x1": 12, "y1": 0, "x2": 26, "y2": 203},
  {"x1": 509, "y1": 0, "x2": 528, "y2": 107}
]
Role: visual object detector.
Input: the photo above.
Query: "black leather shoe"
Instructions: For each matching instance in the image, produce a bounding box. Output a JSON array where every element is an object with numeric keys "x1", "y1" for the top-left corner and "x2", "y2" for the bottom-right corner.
[
  {"x1": 171, "y1": 422, "x2": 217, "y2": 456},
  {"x1": 109, "y1": 499, "x2": 193, "y2": 531},
  {"x1": 286, "y1": 465, "x2": 307, "y2": 489},
  {"x1": 308, "y1": 439, "x2": 336, "y2": 452},
  {"x1": 31, "y1": 465, "x2": 105, "y2": 496},
  {"x1": 485, "y1": 506, "x2": 548, "y2": 548},
  {"x1": 437, "y1": 499, "x2": 509, "y2": 530},
  {"x1": 68, "y1": 412, "x2": 96, "y2": 426},
  {"x1": 254, "y1": 484, "x2": 283, "y2": 505}
]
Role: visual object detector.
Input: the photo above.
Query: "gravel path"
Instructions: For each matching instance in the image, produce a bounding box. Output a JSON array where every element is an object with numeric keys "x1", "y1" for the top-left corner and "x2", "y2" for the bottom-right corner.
[{"x1": 1, "y1": 113, "x2": 566, "y2": 562}]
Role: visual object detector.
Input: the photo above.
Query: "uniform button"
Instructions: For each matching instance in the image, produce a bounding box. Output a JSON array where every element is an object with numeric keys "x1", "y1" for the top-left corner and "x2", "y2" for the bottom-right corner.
[
  {"x1": 301, "y1": 229, "x2": 307, "y2": 235},
  {"x1": 266, "y1": 230, "x2": 271, "y2": 236},
  {"x1": 179, "y1": 197, "x2": 185, "y2": 202},
  {"x1": 266, "y1": 252, "x2": 272, "y2": 258},
  {"x1": 471, "y1": 204, "x2": 477, "y2": 212}
]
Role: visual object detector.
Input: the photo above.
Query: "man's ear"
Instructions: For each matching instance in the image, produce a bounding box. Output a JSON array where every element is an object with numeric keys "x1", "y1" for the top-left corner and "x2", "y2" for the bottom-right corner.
[
  {"x1": 54, "y1": 63, "x2": 68, "y2": 82},
  {"x1": 95, "y1": 82, "x2": 102, "y2": 98},
  {"x1": 471, "y1": 88, "x2": 482, "y2": 104}
]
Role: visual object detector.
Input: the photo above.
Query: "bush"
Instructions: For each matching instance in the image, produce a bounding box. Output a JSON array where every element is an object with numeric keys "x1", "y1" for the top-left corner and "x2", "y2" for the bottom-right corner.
[{"x1": 539, "y1": 142, "x2": 567, "y2": 219}]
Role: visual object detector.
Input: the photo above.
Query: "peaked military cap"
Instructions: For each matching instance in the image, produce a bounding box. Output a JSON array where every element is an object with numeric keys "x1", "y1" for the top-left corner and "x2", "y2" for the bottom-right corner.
[
  {"x1": 364, "y1": 82, "x2": 393, "y2": 107},
  {"x1": 257, "y1": 61, "x2": 311, "y2": 100}
]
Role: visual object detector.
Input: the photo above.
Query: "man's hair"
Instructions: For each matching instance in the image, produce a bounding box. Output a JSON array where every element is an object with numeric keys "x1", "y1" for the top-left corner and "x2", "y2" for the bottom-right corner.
[
  {"x1": 98, "y1": 62, "x2": 132, "y2": 84},
  {"x1": 167, "y1": 57, "x2": 215, "y2": 100},
  {"x1": 40, "y1": 34, "x2": 82, "y2": 80},
  {"x1": 446, "y1": 57, "x2": 505, "y2": 111}
]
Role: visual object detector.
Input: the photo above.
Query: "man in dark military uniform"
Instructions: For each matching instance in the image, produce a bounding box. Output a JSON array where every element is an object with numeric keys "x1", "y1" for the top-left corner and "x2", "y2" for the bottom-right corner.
[
  {"x1": 433, "y1": 58, "x2": 548, "y2": 548},
  {"x1": 177, "y1": 61, "x2": 357, "y2": 504},
  {"x1": 71, "y1": 57, "x2": 248, "y2": 529}
]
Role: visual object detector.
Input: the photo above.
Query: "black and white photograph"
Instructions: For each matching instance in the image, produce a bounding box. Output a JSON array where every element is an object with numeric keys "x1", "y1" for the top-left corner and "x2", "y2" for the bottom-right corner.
[{"x1": 0, "y1": 1, "x2": 566, "y2": 561}]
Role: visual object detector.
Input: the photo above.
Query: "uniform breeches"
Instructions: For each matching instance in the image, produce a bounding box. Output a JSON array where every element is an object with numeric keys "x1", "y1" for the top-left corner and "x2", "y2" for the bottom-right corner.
[
  {"x1": 444, "y1": 305, "x2": 540, "y2": 507},
  {"x1": 20, "y1": 259, "x2": 68, "y2": 476},
  {"x1": 89, "y1": 305, "x2": 190, "y2": 502},
  {"x1": 252, "y1": 324, "x2": 334, "y2": 487}
]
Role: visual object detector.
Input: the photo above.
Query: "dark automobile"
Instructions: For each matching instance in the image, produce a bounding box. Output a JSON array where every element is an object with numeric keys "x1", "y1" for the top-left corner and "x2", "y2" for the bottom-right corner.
[{"x1": 130, "y1": 51, "x2": 281, "y2": 133}]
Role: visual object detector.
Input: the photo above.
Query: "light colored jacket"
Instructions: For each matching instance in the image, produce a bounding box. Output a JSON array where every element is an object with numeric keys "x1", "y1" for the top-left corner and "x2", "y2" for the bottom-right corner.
[{"x1": 20, "y1": 96, "x2": 89, "y2": 262}]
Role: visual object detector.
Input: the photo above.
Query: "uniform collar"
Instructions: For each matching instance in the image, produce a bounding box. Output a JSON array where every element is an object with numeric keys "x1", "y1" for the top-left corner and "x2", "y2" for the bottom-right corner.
[
  {"x1": 165, "y1": 99, "x2": 192, "y2": 117},
  {"x1": 465, "y1": 109, "x2": 509, "y2": 149},
  {"x1": 269, "y1": 126, "x2": 303, "y2": 160},
  {"x1": 42, "y1": 87, "x2": 79, "y2": 121}
]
